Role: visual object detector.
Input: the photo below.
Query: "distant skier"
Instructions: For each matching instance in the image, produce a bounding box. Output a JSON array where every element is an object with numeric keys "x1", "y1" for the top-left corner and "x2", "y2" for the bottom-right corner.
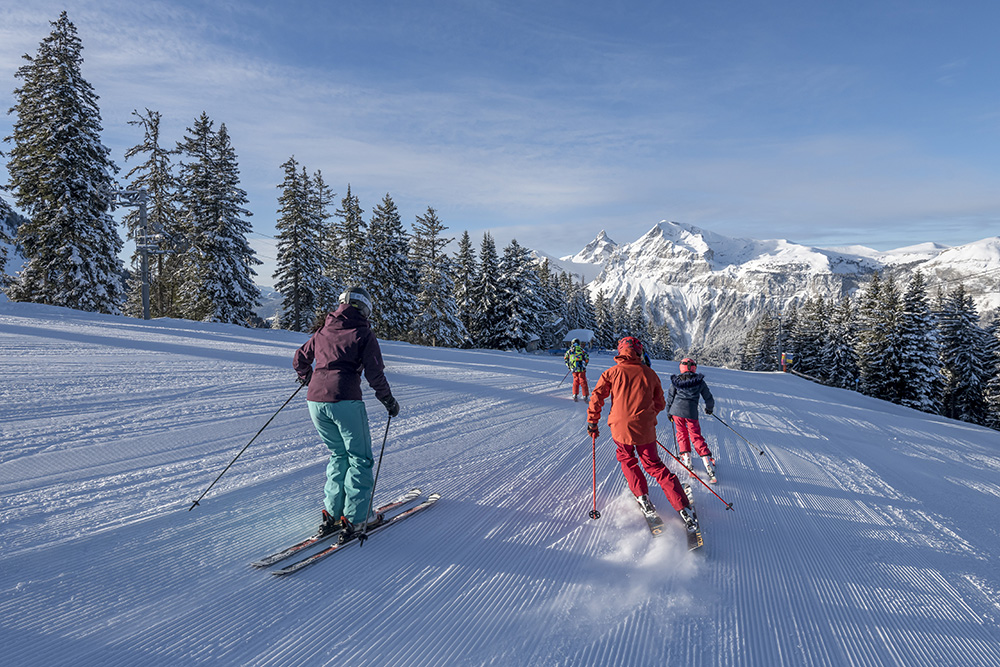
[
  {"x1": 667, "y1": 357, "x2": 717, "y2": 481},
  {"x1": 587, "y1": 336, "x2": 696, "y2": 528},
  {"x1": 564, "y1": 338, "x2": 590, "y2": 402},
  {"x1": 293, "y1": 286, "x2": 401, "y2": 543}
]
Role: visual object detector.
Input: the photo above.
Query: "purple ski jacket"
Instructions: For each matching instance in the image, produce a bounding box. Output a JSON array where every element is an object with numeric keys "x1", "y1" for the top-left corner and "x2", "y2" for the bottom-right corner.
[{"x1": 292, "y1": 304, "x2": 392, "y2": 403}]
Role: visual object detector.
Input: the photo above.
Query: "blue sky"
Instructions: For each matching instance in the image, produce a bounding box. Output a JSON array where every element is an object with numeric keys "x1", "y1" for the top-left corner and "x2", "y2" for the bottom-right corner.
[{"x1": 2, "y1": 1, "x2": 1000, "y2": 285}]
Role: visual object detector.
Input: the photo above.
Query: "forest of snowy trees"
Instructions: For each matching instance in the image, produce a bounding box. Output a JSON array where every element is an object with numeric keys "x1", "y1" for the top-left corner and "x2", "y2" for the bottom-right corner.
[
  {"x1": 0, "y1": 12, "x2": 671, "y2": 356},
  {"x1": 740, "y1": 272, "x2": 1000, "y2": 430}
]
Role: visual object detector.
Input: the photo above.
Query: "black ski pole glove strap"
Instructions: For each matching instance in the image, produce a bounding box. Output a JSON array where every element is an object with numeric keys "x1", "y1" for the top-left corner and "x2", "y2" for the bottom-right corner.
[{"x1": 380, "y1": 394, "x2": 400, "y2": 417}]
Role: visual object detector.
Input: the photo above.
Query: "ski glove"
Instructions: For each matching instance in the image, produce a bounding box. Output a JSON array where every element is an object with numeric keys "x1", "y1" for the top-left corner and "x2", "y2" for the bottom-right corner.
[
  {"x1": 587, "y1": 422, "x2": 599, "y2": 437},
  {"x1": 380, "y1": 394, "x2": 400, "y2": 418},
  {"x1": 704, "y1": 408, "x2": 713, "y2": 415},
  {"x1": 297, "y1": 369, "x2": 312, "y2": 386}
]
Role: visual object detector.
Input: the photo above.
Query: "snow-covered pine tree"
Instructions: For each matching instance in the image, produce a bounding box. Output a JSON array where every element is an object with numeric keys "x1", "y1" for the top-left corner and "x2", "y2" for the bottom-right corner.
[
  {"x1": 0, "y1": 191, "x2": 12, "y2": 282},
  {"x1": 452, "y1": 231, "x2": 477, "y2": 346},
  {"x1": 896, "y1": 272, "x2": 942, "y2": 413},
  {"x1": 567, "y1": 278, "x2": 596, "y2": 335},
  {"x1": 937, "y1": 284, "x2": 991, "y2": 425},
  {"x1": 328, "y1": 185, "x2": 366, "y2": 291},
  {"x1": 410, "y1": 206, "x2": 465, "y2": 347},
  {"x1": 822, "y1": 296, "x2": 859, "y2": 389},
  {"x1": 308, "y1": 169, "x2": 337, "y2": 313},
  {"x1": 984, "y1": 320, "x2": 1000, "y2": 430},
  {"x1": 365, "y1": 193, "x2": 416, "y2": 340},
  {"x1": 778, "y1": 304, "x2": 798, "y2": 369},
  {"x1": 273, "y1": 158, "x2": 327, "y2": 331},
  {"x1": 647, "y1": 320, "x2": 674, "y2": 361},
  {"x1": 592, "y1": 289, "x2": 614, "y2": 350},
  {"x1": 122, "y1": 108, "x2": 182, "y2": 318},
  {"x1": 175, "y1": 116, "x2": 260, "y2": 323},
  {"x1": 741, "y1": 314, "x2": 780, "y2": 371},
  {"x1": 612, "y1": 295, "x2": 629, "y2": 339},
  {"x1": 470, "y1": 232, "x2": 504, "y2": 348},
  {"x1": 791, "y1": 297, "x2": 829, "y2": 380},
  {"x1": 498, "y1": 238, "x2": 544, "y2": 350},
  {"x1": 5, "y1": 12, "x2": 124, "y2": 314},
  {"x1": 855, "y1": 274, "x2": 892, "y2": 397},
  {"x1": 533, "y1": 258, "x2": 566, "y2": 349}
]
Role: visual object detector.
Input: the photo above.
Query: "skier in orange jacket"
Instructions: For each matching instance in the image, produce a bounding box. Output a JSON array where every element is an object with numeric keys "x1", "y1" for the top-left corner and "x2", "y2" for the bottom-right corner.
[{"x1": 587, "y1": 336, "x2": 695, "y2": 527}]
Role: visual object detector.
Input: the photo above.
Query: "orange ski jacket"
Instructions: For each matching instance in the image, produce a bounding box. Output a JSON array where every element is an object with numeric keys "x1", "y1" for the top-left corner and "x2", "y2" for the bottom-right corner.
[{"x1": 587, "y1": 348, "x2": 666, "y2": 445}]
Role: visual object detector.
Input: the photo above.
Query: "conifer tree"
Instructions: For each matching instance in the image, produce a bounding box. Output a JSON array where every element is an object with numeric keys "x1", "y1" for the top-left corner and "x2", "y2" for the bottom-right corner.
[
  {"x1": 742, "y1": 314, "x2": 780, "y2": 371},
  {"x1": 366, "y1": 193, "x2": 416, "y2": 339},
  {"x1": 122, "y1": 108, "x2": 182, "y2": 318},
  {"x1": 5, "y1": 12, "x2": 124, "y2": 313},
  {"x1": 790, "y1": 297, "x2": 828, "y2": 380},
  {"x1": 273, "y1": 158, "x2": 327, "y2": 331},
  {"x1": 175, "y1": 115, "x2": 260, "y2": 323},
  {"x1": 896, "y1": 272, "x2": 941, "y2": 413},
  {"x1": 452, "y1": 231, "x2": 478, "y2": 345},
  {"x1": 534, "y1": 259, "x2": 566, "y2": 348},
  {"x1": 498, "y1": 238, "x2": 544, "y2": 349},
  {"x1": 984, "y1": 320, "x2": 1000, "y2": 430},
  {"x1": 822, "y1": 296, "x2": 858, "y2": 389},
  {"x1": 410, "y1": 207, "x2": 465, "y2": 347},
  {"x1": 470, "y1": 232, "x2": 504, "y2": 348},
  {"x1": 328, "y1": 185, "x2": 366, "y2": 290},
  {"x1": 855, "y1": 274, "x2": 892, "y2": 396},
  {"x1": 308, "y1": 170, "x2": 337, "y2": 312},
  {"x1": 592, "y1": 289, "x2": 614, "y2": 349},
  {"x1": 937, "y1": 285, "x2": 991, "y2": 424},
  {"x1": 0, "y1": 192, "x2": 12, "y2": 282}
]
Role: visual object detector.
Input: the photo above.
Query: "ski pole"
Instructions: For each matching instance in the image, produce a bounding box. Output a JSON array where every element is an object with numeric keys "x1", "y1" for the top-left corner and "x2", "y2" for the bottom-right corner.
[
  {"x1": 669, "y1": 415, "x2": 680, "y2": 457},
  {"x1": 189, "y1": 382, "x2": 305, "y2": 511},
  {"x1": 657, "y1": 440, "x2": 734, "y2": 511},
  {"x1": 589, "y1": 432, "x2": 601, "y2": 520},
  {"x1": 358, "y1": 416, "x2": 392, "y2": 546},
  {"x1": 711, "y1": 413, "x2": 765, "y2": 456},
  {"x1": 559, "y1": 369, "x2": 571, "y2": 387}
]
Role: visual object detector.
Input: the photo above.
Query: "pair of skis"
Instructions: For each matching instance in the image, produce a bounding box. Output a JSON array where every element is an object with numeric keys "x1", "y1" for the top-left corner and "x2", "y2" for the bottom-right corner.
[
  {"x1": 636, "y1": 483, "x2": 703, "y2": 551},
  {"x1": 252, "y1": 488, "x2": 440, "y2": 576}
]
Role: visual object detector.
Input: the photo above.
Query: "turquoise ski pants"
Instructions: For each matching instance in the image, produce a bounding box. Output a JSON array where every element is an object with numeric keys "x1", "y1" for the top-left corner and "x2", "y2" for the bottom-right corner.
[{"x1": 307, "y1": 400, "x2": 374, "y2": 524}]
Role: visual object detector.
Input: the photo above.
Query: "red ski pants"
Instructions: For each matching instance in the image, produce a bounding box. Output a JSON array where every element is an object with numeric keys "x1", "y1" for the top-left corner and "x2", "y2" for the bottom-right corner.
[
  {"x1": 572, "y1": 372, "x2": 589, "y2": 396},
  {"x1": 615, "y1": 440, "x2": 689, "y2": 511},
  {"x1": 673, "y1": 417, "x2": 711, "y2": 457}
]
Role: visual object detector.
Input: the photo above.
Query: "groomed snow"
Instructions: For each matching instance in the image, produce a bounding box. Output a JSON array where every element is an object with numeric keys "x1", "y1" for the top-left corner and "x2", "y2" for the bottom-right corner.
[{"x1": 2, "y1": 302, "x2": 999, "y2": 666}]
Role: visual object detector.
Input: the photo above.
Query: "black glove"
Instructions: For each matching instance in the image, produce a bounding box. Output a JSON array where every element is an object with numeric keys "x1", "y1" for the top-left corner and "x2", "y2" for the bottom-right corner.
[
  {"x1": 705, "y1": 407, "x2": 713, "y2": 415},
  {"x1": 297, "y1": 369, "x2": 312, "y2": 386},
  {"x1": 587, "y1": 422, "x2": 599, "y2": 437},
  {"x1": 380, "y1": 394, "x2": 400, "y2": 418}
]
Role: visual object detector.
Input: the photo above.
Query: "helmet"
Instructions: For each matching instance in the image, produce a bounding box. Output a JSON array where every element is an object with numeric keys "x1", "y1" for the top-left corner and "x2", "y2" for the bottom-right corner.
[
  {"x1": 617, "y1": 336, "x2": 644, "y2": 357},
  {"x1": 339, "y1": 286, "x2": 372, "y2": 319},
  {"x1": 571, "y1": 338, "x2": 580, "y2": 347},
  {"x1": 679, "y1": 357, "x2": 697, "y2": 373}
]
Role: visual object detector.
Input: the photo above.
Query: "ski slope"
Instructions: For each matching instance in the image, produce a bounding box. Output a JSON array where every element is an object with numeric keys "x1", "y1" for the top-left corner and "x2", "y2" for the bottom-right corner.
[{"x1": 2, "y1": 302, "x2": 999, "y2": 666}]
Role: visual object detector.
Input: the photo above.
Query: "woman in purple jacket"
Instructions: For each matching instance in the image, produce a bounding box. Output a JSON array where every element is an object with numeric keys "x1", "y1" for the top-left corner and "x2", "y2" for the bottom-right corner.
[
  {"x1": 293, "y1": 286, "x2": 400, "y2": 542},
  {"x1": 666, "y1": 358, "x2": 717, "y2": 482}
]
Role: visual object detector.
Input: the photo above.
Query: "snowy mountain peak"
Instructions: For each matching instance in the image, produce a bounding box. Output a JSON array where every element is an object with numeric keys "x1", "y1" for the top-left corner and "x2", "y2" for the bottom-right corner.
[{"x1": 562, "y1": 230, "x2": 618, "y2": 265}]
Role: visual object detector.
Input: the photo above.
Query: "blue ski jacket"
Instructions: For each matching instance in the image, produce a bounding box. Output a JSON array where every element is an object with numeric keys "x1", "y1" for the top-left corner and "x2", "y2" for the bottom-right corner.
[{"x1": 666, "y1": 372, "x2": 714, "y2": 419}]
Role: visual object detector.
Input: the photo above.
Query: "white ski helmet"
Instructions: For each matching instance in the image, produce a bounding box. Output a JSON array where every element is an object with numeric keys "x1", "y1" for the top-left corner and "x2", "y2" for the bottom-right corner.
[{"x1": 339, "y1": 286, "x2": 372, "y2": 319}]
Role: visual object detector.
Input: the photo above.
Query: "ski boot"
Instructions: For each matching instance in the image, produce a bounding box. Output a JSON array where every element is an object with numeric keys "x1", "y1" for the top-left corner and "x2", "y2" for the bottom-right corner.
[
  {"x1": 573, "y1": 394, "x2": 579, "y2": 402},
  {"x1": 636, "y1": 494, "x2": 656, "y2": 514},
  {"x1": 337, "y1": 513, "x2": 386, "y2": 545},
  {"x1": 678, "y1": 506, "x2": 698, "y2": 531},
  {"x1": 680, "y1": 452, "x2": 692, "y2": 469},
  {"x1": 316, "y1": 509, "x2": 342, "y2": 538},
  {"x1": 702, "y1": 456, "x2": 717, "y2": 482}
]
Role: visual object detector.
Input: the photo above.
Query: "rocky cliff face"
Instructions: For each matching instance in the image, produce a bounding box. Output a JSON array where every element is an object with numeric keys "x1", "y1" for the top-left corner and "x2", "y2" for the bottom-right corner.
[{"x1": 562, "y1": 221, "x2": 999, "y2": 365}]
